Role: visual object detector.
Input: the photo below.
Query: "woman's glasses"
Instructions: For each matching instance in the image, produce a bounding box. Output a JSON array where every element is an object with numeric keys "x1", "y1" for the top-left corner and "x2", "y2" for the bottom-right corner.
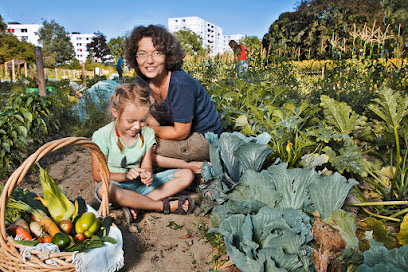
[{"x1": 136, "y1": 52, "x2": 164, "y2": 61}]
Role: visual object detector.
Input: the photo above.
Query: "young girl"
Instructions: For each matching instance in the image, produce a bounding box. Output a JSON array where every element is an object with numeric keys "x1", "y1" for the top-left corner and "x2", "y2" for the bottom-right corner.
[{"x1": 91, "y1": 82, "x2": 195, "y2": 223}]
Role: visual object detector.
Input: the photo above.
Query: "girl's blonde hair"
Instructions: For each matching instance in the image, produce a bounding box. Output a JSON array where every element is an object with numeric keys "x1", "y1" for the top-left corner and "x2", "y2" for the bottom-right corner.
[{"x1": 110, "y1": 82, "x2": 155, "y2": 151}]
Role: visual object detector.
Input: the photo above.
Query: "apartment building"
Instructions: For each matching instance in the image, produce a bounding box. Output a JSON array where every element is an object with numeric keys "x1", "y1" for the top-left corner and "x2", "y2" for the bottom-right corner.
[
  {"x1": 70, "y1": 32, "x2": 96, "y2": 63},
  {"x1": 6, "y1": 22, "x2": 96, "y2": 63},
  {"x1": 6, "y1": 22, "x2": 41, "y2": 46},
  {"x1": 168, "y1": 16, "x2": 244, "y2": 56}
]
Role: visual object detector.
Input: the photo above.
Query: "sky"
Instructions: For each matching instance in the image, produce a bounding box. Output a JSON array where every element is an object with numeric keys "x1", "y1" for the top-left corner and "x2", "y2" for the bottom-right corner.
[{"x1": 0, "y1": 0, "x2": 298, "y2": 40}]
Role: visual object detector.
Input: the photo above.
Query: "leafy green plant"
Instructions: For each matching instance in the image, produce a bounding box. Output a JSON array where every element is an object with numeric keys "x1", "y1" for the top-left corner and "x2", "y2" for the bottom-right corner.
[
  {"x1": 199, "y1": 132, "x2": 272, "y2": 211},
  {"x1": 350, "y1": 87, "x2": 408, "y2": 221},
  {"x1": 211, "y1": 207, "x2": 314, "y2": 272},
  {"x1": 0, "y1": 105, "x2": 31, "y2": 178},
  {"x1": 8, "y1": 91, "x2": 60, "y2": 146}
]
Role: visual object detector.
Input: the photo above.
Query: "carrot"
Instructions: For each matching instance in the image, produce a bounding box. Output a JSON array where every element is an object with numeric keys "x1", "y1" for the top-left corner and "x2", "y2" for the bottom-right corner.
[
  {"x1": 38, "y1": 216, "x2": 61, "y2": 237},
  {"x1": 14, "y1": 226, "x2": 32, "y2": 241}
]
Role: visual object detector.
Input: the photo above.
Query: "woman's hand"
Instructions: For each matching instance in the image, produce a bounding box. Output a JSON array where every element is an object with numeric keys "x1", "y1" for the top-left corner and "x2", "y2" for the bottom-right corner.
[{"x1": 140, "y1": 170, "x2": 153, "y2": 186}]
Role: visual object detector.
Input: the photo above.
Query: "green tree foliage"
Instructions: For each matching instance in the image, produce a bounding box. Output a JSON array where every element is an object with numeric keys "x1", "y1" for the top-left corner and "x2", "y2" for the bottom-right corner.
[
  {"x1": 87, "y1": 32, "x2": 111, "y2": 63},
  {"x1": 0, "y1": 14, "x2": 35, "y2": 63},
  {"x1": 0, "y1": 34, "x2": 35, "y2": 64},
  {"x1": 0, "y1": 15, "x2": 7, "y2": 34},
  {"x1": 107, "y1": 36, "x2": 124, "y2": 61},
  {"x1": 262, "y1": 0, "x2": 403, "y2": 60},
  {"x1": 174, "y1": 28, "x2": 207, "y2": 56},
  {"x1": 239, "y1": 36, "x2": 262, "y2": 54},
  {"x1": 37, "y1": 19, "x2": 75, "y2": 66}
]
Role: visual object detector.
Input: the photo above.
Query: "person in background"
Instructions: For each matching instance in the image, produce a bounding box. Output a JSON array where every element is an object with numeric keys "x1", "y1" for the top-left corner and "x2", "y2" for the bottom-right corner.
[
  {"x1": 116, "y1": 53, "x2": 125, "y2": 82},
  {"x1": 229, "y1": 40, "x2": 249, "y2": 78},
  {"x1": 124, "y1": 25, "x2": 222, "y2": 177},
  {"x1": 91, "y1": 82, "x2": 195, "y2": 223}
]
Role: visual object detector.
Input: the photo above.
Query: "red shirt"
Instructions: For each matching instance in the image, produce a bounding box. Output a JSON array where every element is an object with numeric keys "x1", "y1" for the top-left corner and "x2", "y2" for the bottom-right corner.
[{"x1": 238, "y1": 45, "x2": 247, "y2": 61}]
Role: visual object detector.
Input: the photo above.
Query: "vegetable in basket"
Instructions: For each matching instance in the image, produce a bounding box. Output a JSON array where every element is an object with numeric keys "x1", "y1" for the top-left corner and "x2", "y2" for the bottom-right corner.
[
  {"x1": 75, "y1": 212, "x2": 101, "y2": 238},
  {"x1": 8, "y1": 199, "x2": 61, "y2": 237},
  {"x1": 34, "y1": 165, "x2": 75, "y2": 223},
  {"x1": 52, "y1": 232, "x2": 72, "y2": 250}
]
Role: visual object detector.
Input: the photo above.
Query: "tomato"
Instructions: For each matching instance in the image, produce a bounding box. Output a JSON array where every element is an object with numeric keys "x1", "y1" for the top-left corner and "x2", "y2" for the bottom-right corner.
[
  {"x1": 43, "y1": 236, "x2": 53, "y2": 243},
  {"x1": 74, "y1": 233, "x2": 86, "y2": 242},
  {"x1": 37, "y1": 237, "x2": 44, "y2": 243},
  {"x1": 58, "y1": 220, "x2": 73, "y2": 234}
]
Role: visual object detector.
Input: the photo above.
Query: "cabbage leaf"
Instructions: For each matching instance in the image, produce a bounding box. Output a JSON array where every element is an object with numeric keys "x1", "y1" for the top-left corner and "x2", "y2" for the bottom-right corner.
[
  {"x1": 306, "y1": 171, "x2": 358, "y2": 219},
  {"x1": 211, "y1": 207, "x2": 314, "y2": 272},
  {"x1": 356, "y1": 245, "x2": 408, "y2": 272}
]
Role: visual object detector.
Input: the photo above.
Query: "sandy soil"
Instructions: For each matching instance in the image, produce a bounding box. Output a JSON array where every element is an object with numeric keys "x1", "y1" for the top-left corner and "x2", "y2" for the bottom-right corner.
[{"x1": 17, "y1": 144, "x2": 227, "y2": 272}]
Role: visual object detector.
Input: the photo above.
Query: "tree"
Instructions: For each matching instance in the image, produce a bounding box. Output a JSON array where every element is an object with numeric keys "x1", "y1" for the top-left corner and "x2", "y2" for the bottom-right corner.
[
  {"x1": 107, "y1": 36, "x2": 124, "y2": 61},
  {"x1": 0, "y1": 15, "x2": 7, "y2": 34},
  {"x1": 0, "y1": 34, "x2": 35, "y2": 64},
  {"x1": 262, "y1": 0, "x2": 388, "y2": 60},
  {"x1": 239, "y1": 36, "x2": 262, "y2": 54},
  {"x1": 174, "y1": 28, "x2": 207, "y2": 56},
  {"x1": 87, "y1": 32, "x2": 111, "y2": 63},
  {"x1": 37, "y1": 19, "x2": 75, "y2": 66}
]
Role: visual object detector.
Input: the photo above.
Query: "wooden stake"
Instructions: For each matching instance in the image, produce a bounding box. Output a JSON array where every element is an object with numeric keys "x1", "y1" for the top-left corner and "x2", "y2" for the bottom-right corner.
[
  {"x1": 34, "y1": 47, "x2": 46, "y2": 96},
  {"x1": 82, "y1": 63, "x2": 86, "y2": 86},
  {"x1": 24, "y1": 62, "x2": 27, "y2": 78},
  {"x1": 11, "y1": 59, "x2": 15, "y2": 81}
]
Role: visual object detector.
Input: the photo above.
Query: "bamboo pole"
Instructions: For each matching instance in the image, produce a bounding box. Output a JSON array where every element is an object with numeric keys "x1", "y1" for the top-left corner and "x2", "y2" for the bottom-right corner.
[
  {"x1": 24, "y1": 62, "x2": 27, "y2": 78},
  {"x1": 34, "y1": 47, "x2": 46, "y2": 97}
]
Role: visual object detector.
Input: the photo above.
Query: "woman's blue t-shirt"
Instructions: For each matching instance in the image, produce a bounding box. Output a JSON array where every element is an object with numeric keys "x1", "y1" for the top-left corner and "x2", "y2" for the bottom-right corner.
[{"x1": 139, "y1": 70, "x2": 222, "y2": 136}]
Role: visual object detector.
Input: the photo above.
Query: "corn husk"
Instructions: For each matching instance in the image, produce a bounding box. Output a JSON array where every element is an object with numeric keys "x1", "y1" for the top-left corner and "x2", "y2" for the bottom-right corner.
[{"x1": 35, "y1": 165, "x2": 75, "y2": 223}]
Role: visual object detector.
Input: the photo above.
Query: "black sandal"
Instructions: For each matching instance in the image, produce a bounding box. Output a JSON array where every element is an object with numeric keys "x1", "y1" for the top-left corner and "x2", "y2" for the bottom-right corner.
[
  {"x1": 162, "y1": 196, "x2": 196, "y2": 215},
  {"x1": 122, "y1": 207, "x2": 140, "y2": 224}
]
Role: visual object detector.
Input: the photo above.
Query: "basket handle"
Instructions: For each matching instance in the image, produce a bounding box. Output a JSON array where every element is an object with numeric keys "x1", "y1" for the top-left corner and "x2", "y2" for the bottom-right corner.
[{"x1": 0, "y1": 137, "x2": 110, "y2": 251}]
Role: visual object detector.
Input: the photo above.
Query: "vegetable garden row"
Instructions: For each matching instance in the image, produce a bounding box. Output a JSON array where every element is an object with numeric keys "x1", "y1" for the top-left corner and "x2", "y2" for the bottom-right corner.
[{"x1": 0, "y1": 56, "x2": 408, "y2": 271}]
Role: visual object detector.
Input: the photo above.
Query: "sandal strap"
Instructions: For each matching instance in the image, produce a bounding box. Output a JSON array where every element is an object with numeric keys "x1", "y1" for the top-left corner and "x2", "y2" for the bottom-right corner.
[{"x1": 162, "y1": 198, "x2": 171, "y2": 214}]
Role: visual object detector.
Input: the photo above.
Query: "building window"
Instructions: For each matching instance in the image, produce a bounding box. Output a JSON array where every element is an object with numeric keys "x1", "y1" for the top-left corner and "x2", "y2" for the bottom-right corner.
[
  {"x1": 21, "y1": 36, "x2": 28, "y2": 40},
  {"x1": 77, "y1": 43, "x2": 81, "y2": 46},
  {"x1": 86, "y1": 38, "x2": 89, "y2": 40},
  {"x1": 7, "y1": 29, "x2": 14, "y2": 33},
  {"x1": 21, "y1": 29, "x2": 28, "y2": 32},
  {"x1": 182, "y1": 19, "x2": 185, "y2": 22},
  {"x1": 76, "y1": 37, "x2": 81, "y2": 40},
  {"x1": 175, "y1": 20, "x2": 178, "y2": 22}
]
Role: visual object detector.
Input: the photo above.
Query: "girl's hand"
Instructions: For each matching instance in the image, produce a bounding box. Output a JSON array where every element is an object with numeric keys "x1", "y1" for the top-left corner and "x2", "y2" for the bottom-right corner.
[
  {"x1": 140, "y1": 170, "x2": 153, "y2": 186},
  {"x1": 126, "y1": 168, "x2": 144, "y2": 181}
]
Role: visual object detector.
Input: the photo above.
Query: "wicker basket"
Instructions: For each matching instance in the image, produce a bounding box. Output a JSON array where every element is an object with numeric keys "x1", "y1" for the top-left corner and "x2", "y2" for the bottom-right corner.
[{"x1": 0, "y1": 137, "x2": 111, "y2": 271}]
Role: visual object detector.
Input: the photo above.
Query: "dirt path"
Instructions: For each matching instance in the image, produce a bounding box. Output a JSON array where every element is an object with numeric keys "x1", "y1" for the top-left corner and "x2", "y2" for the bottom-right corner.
[{"x1": 19, "y1": 145, "x2": 218, "y2": 272}]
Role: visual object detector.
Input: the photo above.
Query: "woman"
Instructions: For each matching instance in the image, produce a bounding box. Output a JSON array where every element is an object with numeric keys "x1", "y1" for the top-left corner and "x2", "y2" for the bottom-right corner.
[{"x1": 124, "y1": 25, "x2": 222, "y2": 173}]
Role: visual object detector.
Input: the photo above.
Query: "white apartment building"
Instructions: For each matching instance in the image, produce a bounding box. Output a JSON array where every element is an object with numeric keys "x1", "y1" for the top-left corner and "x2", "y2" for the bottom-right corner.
[
  {"x1": 6, "y1": 22, "x2": 96, "y2": 64},
  {"x1": 6, "y1": 22, "x2": 41, "y2": 46},
  {"x1": 168, "y1": 16, "x2": 243, "y2": 56},
  {"x1": 70, "y1": 32, "x2": 96, "y2": 63}
]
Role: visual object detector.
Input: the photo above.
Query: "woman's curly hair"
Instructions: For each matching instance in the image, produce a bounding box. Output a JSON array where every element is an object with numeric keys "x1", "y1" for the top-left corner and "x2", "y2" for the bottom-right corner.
[{"x1": 124, "y1": 25, "x2": 186, "y2": 77}]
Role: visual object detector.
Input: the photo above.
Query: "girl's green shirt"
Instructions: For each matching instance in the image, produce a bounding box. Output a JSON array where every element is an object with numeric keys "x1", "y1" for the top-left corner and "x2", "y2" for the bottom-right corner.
[{"x1": 92, "y1": 122, "x2": 156, "y2": 173}]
